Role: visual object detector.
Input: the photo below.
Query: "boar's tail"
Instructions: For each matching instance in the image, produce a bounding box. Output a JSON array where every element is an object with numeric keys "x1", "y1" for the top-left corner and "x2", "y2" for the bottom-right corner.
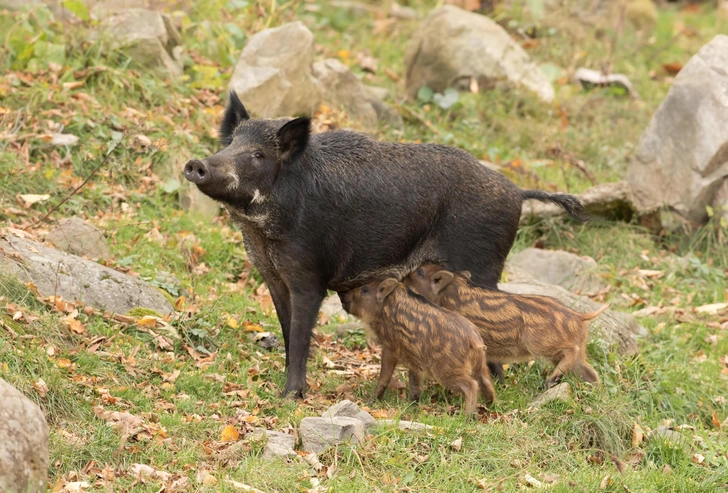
[
  {"x1": 582, "y1": 303, "x2": 610, "y2": 322},
  {"x1": 521, "y1": 190, "x2": 589, "y2": 221}
]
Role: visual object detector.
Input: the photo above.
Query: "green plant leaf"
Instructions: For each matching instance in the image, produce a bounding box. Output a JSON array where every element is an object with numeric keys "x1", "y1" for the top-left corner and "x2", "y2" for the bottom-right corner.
[
  {"x1": 417, "y1": 86, "x2": 434, "y2": 103},
  {"x1": 163, "y1": 178, "x2": 181, "y2": 194},
  {"x1": 62, "y1": 0, "x2": 90, "y2": 21},
  {"x1": 433, "y1": 87, "x2": 459, "y2": 110}
]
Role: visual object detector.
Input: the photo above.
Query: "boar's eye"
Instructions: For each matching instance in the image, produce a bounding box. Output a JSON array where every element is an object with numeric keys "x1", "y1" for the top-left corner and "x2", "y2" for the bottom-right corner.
[
  {"x1": 252, "y1": 151, "x2": 264, "y2": 160},
  {"x1": 361, "y1": 286, "x2": 370, "y2": 294}
]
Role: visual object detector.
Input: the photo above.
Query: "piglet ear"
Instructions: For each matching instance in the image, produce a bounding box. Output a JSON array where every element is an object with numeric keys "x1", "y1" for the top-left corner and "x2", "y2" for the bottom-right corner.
[
  {"x1": 219, "y1": 91, "x2": 250, "y2": 147},
  {"x1": 376, "y1": 278, "x2": 399, "y2": 302},
  {"x1": 277, "y1": 117, "x2": 311, "y2": 163},
  {"x1": 457, "y1": 270, "x2": 472, "y2": 281},
  {"x1": 432, "y1": 270, "x2": 455, "y2": 294}
]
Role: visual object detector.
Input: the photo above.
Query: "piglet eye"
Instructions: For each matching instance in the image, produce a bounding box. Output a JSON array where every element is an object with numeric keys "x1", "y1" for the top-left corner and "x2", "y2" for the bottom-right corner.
[
  {"x1": 361, "y1": 286, "x2": 370, "y2": 294},
  {"x1": 253, "y1": 151, "x2": 264, "y2": 160},
  {"x1": 417, "y1": 268, "x2": 424, "y2": 277}
]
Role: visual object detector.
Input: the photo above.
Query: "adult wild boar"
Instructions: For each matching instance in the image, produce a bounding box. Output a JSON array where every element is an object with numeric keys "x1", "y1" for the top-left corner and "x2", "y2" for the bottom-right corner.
[{"x1": 184, "y1": 92, "x2": 586, "y2": 398}]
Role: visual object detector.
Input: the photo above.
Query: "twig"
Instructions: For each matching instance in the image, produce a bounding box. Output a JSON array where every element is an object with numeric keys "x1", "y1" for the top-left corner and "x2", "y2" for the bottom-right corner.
[
  {"x1": 396, "y1": 105, "x2": 442, "y2": 137},
  {"x1": 29, "y1": 138, "x2": 123, "y2": 229}
]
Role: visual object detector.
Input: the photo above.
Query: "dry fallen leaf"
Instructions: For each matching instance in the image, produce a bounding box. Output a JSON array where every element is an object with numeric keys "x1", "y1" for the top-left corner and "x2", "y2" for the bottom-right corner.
[
  {"x1": 227, "y1": 316, "x2": 239, "y2": 329},
  {"x1": 56, "y1": 358, "x2": 73, "y2": 369},
  {"x1": 221, "y1": 425, "x2": 241, "y2": 442},
  {"x1": 692, "y1": 453, "x2": 705, "y2": 464},
  {"x1": 62, "y1": 481, "x2": 91, "y2": 492},
  {"x1": 136, "y1": 316, "x2": 159, "y2": 328},
  {"x1": 18, "y1": 194, "x2": 50, "y2": 208},
  {"x1": 632, "y1": 423, "x2": 644, "y2": 448},
  {"x1": 696, "y1": 303, "x2": 728, "y2": 315},
  {"x1": 130, "y1": 463, "x2": 172, "y2": 481},
  {"x1": 197, "y1": 470, "x2": 218, "y2": 485},
  {"x1": 227, "y1": 480, "x2": 267, "y2": 492},
  {"x1": 63, "y1": 316, "x2": 86, "y2": 334},
  {"x1": 450, "y1": 437, "x2": 463, "y2": 451},
  {"x1": 712, "y1": 412, "x2": 722, "y2": 429},
  {"x1": 661, "y1": 62, "x2": 683, "y2": 75},
  {"x1": 33, "y1": 378, "x2": 49, "y2": 397}
]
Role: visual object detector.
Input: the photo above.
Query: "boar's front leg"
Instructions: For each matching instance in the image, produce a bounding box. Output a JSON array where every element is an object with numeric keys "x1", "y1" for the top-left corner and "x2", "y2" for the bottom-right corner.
[
  {"x1": 282, "y1": 283, "x2": 326, "y2": 399},
  {"x1": 263, "y1": 275, "x2": 292, "y2": 366}
]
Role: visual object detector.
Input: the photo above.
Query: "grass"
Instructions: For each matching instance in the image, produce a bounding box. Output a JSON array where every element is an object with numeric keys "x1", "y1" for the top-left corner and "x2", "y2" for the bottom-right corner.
[{"x1": 2, "y1": 0, "x2": 728, "y2": 491}]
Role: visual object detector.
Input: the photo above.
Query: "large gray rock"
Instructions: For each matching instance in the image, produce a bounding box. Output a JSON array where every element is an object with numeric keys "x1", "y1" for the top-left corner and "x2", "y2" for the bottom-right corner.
[
  {"x1": 45, "y1": 217, "x2": 112, "y2": 260},
  {"x1": 500, "y1": 267, "x2": 641, "y2": 355},
  {"x1": 313, "y1": 59, "x2": 378, "y2": 130},
  {"x1": 312, "y1": 60, "x2": 403, "y2": 131},
  {"x1": 229, "y1": 22, "x2": 322, "y2": 118},
  {"x1": 507, "y1": 248, "x2": 607, "y2": 294},
  {"x1": 627, "y1": 35, "x2": 728, "y2": 224},
  {"x1": 0, "y1": 378, "x2": 49, "y2": 493},
  {"x1": 404, "y1": 6, "x2": 554, "y2": 102},
  {"x1": 100, "y1": 8, "x2": 183, "y2": 79},
  {"x1": 715, "y1": 179, "x2": 728, "y2": 222},
  {"x1": 0, "y1": 231, "x2": 173, "y2": 315}
]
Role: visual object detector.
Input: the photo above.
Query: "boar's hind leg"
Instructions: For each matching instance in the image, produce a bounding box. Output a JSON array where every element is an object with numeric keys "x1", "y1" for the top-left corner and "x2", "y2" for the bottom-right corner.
[
  {"x1": 573, "y1": 360, "x2": 600, "y2": 385},
  {"x1": 282, "y1": 287, "x2": 326, "y2": 399},
  {"x1": 374, "y1": 347, "x2": 398, "y2": 401},
  {"x1": 545, "y1": 348, "x2": 578, "y2": 388}
]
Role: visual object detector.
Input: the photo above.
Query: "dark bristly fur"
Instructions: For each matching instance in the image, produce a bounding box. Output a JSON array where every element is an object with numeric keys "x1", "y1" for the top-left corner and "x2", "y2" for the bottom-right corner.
[
  {"x1": 339, "y1": 279, "x2": 495, "y2": 415},
  {"x1": 521, "y1": 190, "x2": 590, "y2": 221},
  {"x1": 184, "y1": 92, "x2": 587, "y2": 398},
  {"x1": 405, "y1": 265, "x2": 607, "y2": 388}
]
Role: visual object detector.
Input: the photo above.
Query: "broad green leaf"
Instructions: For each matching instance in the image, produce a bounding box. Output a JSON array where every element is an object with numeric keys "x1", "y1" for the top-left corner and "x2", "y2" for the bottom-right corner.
[
  {"x1": 62, "y1": 0, "x2": 90, "y2": 21},
  {"x1": 433, "y1": 87, "x2": 459, "y2": 110},
  {"x1": 417, "y1": 86, "x2": 434, "y2": 103},
  {"x1": 163, "y1": 178, "x2": 181, "y2": 194}
]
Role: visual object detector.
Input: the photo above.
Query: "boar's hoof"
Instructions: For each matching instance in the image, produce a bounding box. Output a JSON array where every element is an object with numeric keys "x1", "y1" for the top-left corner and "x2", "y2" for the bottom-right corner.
[
  {"x1": 184, "y1": 159, "x2": 210, "y2": 185},
  {"x1": 282, "y1": 380, "x2": 307, "y2": 400}
]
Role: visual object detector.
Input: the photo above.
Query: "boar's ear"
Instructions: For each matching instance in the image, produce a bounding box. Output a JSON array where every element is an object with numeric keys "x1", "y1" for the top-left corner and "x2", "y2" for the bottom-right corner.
[
  {"x1": 277, "y1": 117, "x2": 311, "y2": 163},
  {"x1": 376, "y1": 279, "x2": 399, "y2": 302},
  {"x1": 219, "y1": 91, "x2": 250, "y2": 147},
  {"x1": 432, "y1": 270, "x2": 455, "y2": 293}
]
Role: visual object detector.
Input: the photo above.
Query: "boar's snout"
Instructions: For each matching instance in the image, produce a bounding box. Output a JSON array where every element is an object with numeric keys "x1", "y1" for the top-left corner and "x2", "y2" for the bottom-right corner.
[{"x1": 184, "y1": 159, "x2": 210, "y2": 185}]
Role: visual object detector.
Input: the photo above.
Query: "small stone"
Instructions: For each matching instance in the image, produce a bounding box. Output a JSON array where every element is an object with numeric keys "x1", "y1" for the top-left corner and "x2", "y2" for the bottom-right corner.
[
  {"x1": 253, "y1": 332, "x2": 280, "y2": 350},
  {"x1": 321, "y1": 399, "x2": 376, "y2": 430},
  {"x1": 647, "y1": 426, "x2": 684, "y2": 445},
  {"x1": 45, "y1": 217, "x2": 112, "y2": 260},
  {"x1": 530, "y1": 382, "x2": 571, "y2": 408},
  {"x1": 259, "y1": 430, "x2": 296, "y2": 459},
  {"x1": 299, "y1": 416, "x2": 366, "y2": 454},
  {"x1": 376, "y1": 419, "x2": 439, "y2": 432}
]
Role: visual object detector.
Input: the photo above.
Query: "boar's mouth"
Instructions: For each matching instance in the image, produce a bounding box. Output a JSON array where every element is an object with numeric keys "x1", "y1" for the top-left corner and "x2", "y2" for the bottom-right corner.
[{"x1": 184, "y1": 159, "x2": 241, "y2": 204}]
